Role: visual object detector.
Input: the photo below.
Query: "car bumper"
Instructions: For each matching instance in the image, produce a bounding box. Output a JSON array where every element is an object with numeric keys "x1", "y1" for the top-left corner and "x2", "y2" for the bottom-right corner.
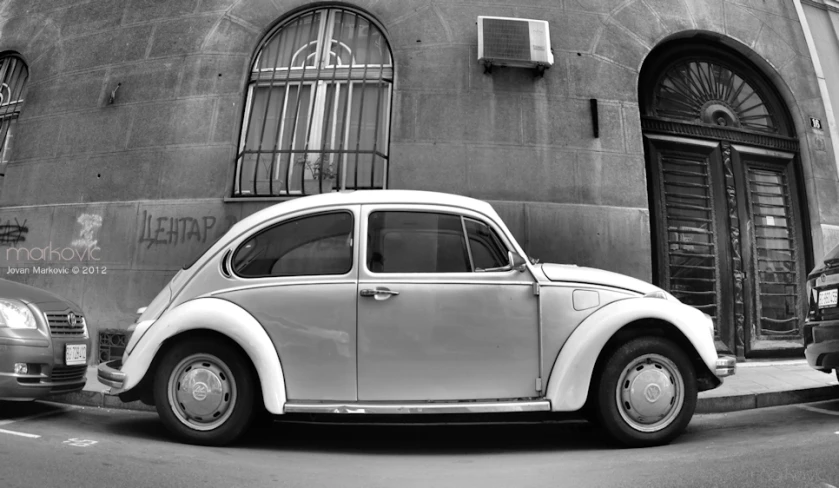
[
  {"x1": 715, "y1": 356, "x2": 737, "y2": 378},
  {"x1": 97, "y1": 359, "x2": 126, "y2": 389},
  {"x1": 0, "y1": 341, "x2": 88, "y2": 399},
  {"x1": 804, "y1": 319, "x2": 839, "y2": 370}
]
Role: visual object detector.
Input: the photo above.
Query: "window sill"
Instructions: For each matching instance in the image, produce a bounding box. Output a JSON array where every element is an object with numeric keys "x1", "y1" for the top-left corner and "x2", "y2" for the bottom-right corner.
[{"x1": 223, "y1": 195, "x2": 302, "y2": 203}]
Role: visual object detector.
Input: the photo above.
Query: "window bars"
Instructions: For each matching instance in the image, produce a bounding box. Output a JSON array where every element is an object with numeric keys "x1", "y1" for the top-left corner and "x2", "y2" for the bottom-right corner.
[
  {"x1": 0, "y1": 55, "x2": 28, "y2": 176},
  {"x1": 234, "y1": 8, "x2": 393, "y2": 197}
]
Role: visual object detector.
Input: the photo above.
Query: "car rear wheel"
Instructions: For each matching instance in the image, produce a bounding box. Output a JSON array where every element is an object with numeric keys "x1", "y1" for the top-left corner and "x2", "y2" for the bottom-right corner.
[
  {"x1": 153, "y1": 338, "x2": 255, "y2": 446},
  {"x1": 594, "y1": 336, "x2": 697, "y2": 447}
]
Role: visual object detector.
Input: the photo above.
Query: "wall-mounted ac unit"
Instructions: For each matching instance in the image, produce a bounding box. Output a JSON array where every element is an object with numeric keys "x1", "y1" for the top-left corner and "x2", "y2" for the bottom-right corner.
[{"x1": 477, "y1": 16, "x2": 554, "y2": 71}]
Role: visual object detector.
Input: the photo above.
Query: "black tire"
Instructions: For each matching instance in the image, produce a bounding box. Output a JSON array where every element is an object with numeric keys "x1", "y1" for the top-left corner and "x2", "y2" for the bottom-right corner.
[
  {"x1": 593, "y1": 336, "x2": 697, "y2": 448},
  {"x1": 153, "y1": 338, "x2": 256, "y2": 446}
]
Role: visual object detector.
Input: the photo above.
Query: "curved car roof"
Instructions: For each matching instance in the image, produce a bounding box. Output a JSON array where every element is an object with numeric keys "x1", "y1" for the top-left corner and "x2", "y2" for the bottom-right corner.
[{"x1": 232, "y1": 190, "x2": 499, "y2": 232}]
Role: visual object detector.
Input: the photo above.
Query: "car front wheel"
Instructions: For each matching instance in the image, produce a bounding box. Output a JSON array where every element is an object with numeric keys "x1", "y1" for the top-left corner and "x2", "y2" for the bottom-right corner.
[
  {"x1": 594, "y1": 336, "x2": 697, "y2": 448},
  {"x1": 153, "y1": 338, "x2": 256, "y2": 446}
]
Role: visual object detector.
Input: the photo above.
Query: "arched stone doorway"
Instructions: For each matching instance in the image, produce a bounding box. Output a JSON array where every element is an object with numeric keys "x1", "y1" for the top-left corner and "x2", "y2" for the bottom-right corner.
[{"x1": 640, "y1": 40, "x2": 809, "y2": 359}]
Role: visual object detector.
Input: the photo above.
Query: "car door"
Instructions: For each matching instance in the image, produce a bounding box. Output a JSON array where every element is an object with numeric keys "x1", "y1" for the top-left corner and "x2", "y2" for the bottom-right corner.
[
  {"x1": 217, "y1": 207, "x2": 359, "y2": 401},
  {"x1": 356, "y1": 204, "x2": 540, "y2": 401}
]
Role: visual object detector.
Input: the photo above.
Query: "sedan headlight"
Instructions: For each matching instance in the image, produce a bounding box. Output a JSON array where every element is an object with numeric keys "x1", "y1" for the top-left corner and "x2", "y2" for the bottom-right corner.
[{"x1": 0, "y1": 299, "x2": 37, "y2": 329}]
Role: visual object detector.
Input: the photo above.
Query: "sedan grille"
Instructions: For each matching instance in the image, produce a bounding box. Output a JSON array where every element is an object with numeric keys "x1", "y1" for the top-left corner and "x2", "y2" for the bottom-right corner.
[
  {"x1": 50, "y1": 365, "x2": 87, "y2": 383},
  {"x1": 46, "y1": 312, "x2": 86, "y2": 336}
]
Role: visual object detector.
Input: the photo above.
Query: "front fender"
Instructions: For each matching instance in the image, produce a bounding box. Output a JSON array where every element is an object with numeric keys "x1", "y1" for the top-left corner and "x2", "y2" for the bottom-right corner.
[
  {"x1": 114, "y1": 297, "x2": 287, "y2": 414},
  {"x1": 545, "y1": 297, "x2": 717, "y2": 412}
]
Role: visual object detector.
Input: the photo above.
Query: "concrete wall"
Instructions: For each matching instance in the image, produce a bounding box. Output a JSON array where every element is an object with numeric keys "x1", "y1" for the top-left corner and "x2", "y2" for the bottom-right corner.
[
  {"x1": 0, "y1": 0, "x2": 835, "y2": 348},
  {"x1": 802, "y1": 0, "x2": 839, "y2": 259}
]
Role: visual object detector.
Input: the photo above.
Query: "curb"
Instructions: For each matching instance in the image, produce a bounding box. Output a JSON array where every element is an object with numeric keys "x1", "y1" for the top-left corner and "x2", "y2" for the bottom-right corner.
[
  {"x1": 47, "y1": 385, "x2": 839, "y2": 415},
  {"x1": 696, "y1": 385, "x2": 839, "y2": 414},
  {"x1": 46, "y1": 390, "x2": 156, "y2": 412}
]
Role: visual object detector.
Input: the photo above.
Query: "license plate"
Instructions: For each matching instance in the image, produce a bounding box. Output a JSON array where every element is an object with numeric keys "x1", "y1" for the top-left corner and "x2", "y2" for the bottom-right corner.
[
  {"x1": 65, "y1": 344, "x2": 87, "y2": 366},
  {"x1": 819, "y1": 289, "x2": 838, "y2": 309}
]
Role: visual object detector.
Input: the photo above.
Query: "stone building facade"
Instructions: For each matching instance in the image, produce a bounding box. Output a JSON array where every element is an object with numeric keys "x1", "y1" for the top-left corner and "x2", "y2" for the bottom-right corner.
[{"x1": 0, "y1": 0, "x2": 836, "y2": 360}]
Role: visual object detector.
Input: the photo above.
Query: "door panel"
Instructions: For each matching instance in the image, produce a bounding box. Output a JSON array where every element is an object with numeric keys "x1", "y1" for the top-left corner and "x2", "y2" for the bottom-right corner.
[
  {"x1": 645, "y1": 135, "x2": 734, "y2": 353},
  {"x1": 646, "y1": 134, "x2": 807, "y2": 357},
  {"x1": 357, "y1": 280, "x2": 539, "y2": 401},
  {"x1": 734, "y1": 146, "x2": 806, "y2": 352},
  {"x1": 356, "y1": 205, "x2": 540, "y2": 402}
]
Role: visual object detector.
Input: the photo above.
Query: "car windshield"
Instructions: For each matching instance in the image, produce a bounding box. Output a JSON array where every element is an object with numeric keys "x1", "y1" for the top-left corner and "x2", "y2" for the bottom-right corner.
[{"x1": 825, "y1": 244, "x2": 839, "y2": 265}]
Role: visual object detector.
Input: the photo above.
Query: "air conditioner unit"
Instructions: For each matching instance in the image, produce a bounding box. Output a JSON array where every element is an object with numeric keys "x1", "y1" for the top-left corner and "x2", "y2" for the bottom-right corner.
[{"x1": 477, "y1": 16, "x2": 554, "y2": 71}]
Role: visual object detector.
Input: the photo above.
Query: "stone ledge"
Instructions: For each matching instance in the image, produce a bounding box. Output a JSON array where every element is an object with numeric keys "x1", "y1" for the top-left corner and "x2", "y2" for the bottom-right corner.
[
  {"x1": 696, "y1": 385, "x2": 839, "y2": 414},
  {"x1": 46, "y1": 390, "x2": 156, "y2": 412}
]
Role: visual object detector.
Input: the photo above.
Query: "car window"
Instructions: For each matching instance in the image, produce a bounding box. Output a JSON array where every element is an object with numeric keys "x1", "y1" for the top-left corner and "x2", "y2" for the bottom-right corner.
[
  {"x1": 367, "y1": 211, "x2": 470, "y2": 273},
  {"x1": 464, "y1": 218, "x2": 508, "y2": 270},
  {"x1": 232, "y1": 212, "x2": 353, "y2": 278}
]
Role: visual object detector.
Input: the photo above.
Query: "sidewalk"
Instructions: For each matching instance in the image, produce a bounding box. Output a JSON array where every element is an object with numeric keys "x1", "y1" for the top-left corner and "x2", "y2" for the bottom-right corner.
[
  {"x1": 46, "y1": 360, "x2": 839, "y2": 414},
  {"x1": 695, "y1": 359, "x2": 839, "y2": 413}
]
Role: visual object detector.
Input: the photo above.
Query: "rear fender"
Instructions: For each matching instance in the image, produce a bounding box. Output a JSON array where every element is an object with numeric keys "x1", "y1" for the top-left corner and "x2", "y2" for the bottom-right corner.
[
  {"x1": 115, "y1": 297, "x2": 286, "y2": 414},
  {"x1": 545, "y1": 298, "x2": 716, "y2": 411}
]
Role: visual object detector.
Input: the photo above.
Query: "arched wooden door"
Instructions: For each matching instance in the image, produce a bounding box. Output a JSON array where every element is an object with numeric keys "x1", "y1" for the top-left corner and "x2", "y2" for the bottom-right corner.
[{"x1": 640, "y1": 42, "x2": 808, "y2": 358}]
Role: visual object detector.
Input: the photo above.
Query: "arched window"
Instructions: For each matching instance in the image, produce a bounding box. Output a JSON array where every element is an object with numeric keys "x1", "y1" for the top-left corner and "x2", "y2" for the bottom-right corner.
[
  {"x1": 234, "y1": 7, "x2": 393, "y2": 197},
  {"x1": 0, "y1": 54, "x2": 28, "y2": 177},
  {"x1": 648, "y1": 58, "x2": 786, "y2": 135}
]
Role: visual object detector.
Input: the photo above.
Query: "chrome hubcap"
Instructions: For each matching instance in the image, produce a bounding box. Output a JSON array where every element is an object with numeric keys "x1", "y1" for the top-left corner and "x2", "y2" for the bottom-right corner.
[
  {"x1": 615, "y1": 353, "x2": 684, "y2": 433},
  {"x1": 168, "y1": 354, "x2": 236, "y2": 431}
]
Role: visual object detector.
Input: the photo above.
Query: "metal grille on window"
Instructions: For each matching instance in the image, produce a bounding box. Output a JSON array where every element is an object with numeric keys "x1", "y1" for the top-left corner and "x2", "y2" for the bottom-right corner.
[
  {"x1": 0, "y1": 55, "x2": 28, "y2": 177},
  {"x1": 235, "y1": 9, "x2": 393, "y2": 197},
  {"x1": 747, "y1": 167, "x2": 800, "y2": 342},
  {"x1": 660, "y1": 152, "x2": 720, "y2": 336}
]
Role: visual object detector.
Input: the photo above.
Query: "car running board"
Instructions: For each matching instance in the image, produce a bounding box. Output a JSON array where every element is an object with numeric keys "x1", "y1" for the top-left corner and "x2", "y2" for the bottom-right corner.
[{"x1": 283, "y1": 400, "x2": 551, "y2": 415}]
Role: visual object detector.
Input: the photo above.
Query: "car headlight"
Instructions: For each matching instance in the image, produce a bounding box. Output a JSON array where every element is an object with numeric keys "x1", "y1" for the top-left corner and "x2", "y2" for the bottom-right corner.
[{"x1": 0, "y1": 299, "x2": 37, "y2": 329}]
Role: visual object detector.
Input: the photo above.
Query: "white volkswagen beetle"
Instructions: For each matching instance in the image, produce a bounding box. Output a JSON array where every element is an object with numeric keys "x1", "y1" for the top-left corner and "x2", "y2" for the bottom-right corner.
[{"x1": 99, "y1": 190, "x2": 735, "y2": 447}]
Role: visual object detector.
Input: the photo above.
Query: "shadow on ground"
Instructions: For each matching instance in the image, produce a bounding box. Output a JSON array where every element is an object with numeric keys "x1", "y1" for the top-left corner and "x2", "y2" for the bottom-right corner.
[
  {"x1": 102, "y1": 413, "x2": 633, "y2": 454},
  {"x1": 0, "y1": 400, "x2": 67, "y2": 419}
]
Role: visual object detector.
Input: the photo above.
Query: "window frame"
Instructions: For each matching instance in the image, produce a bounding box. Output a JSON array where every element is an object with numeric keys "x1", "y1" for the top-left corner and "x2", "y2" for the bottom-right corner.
[
  {"x1": 364, "y1": 209, "x2": 515, "y2": 275},
  {"x1": 0, "y1": 53, "x2": 28, "y2": 177},
  {"x1": 231, "y1": 209, "x2": 356, "y2": 279},
  {"x1": 234, "y1": 7, "x2": 394, "y2": 198}
]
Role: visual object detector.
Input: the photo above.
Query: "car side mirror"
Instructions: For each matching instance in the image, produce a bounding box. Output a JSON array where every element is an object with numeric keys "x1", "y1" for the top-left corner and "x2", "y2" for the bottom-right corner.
[
  {"x1": 475, "y1": 251, "x2": 528, "y2": 273},
  {"x1": 510, "y1": 251, "x2": 528, "y2": 272}
]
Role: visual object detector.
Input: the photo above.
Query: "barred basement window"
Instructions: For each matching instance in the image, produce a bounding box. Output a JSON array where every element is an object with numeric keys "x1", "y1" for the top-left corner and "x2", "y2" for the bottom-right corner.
[
  {"x1": 0, "y1": 55, "x2": 28, "y2": 177},
  {"x1": 234, "y1": 8, "x2": 393, "y2": 197}
]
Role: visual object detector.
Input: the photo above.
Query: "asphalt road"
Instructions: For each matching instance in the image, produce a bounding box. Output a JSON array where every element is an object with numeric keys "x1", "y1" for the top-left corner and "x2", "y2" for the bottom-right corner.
[{"x1": 0, "y1": 399, "x2": 838, "y2": 488}]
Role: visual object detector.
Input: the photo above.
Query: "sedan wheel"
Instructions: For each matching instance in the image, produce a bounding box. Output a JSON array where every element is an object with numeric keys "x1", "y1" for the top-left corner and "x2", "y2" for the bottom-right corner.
[
  {"x1": 595, "y1": 337, "x2": 697, "y2": 447},
  {"x1": 154, "y1": 339, "x2": 255, "y2": 446}
]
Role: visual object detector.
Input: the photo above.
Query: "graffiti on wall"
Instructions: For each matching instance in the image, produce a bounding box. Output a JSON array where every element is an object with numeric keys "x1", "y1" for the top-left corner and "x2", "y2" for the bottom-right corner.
[
  {"x1": 71, "y1": 213, "x2": 103, "y2": 249},
  {"x1": 0, "y1": 218, "x2": 28, "y2": 247},
  {"x1": 138, "y1": 210, "x2": 239, "y2": 249}
]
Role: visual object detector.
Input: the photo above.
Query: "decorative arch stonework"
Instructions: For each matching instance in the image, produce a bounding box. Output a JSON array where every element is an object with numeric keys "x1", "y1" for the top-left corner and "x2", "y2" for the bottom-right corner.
[{"x1": 640, "y1": 39, "x2": 809, "y2": 358}]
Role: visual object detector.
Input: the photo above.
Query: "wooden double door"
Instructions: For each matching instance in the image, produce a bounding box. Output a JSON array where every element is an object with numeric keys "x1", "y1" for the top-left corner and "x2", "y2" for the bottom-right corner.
[{"x1": 645, "y1": 133, "x2": 807, "y2": 357}]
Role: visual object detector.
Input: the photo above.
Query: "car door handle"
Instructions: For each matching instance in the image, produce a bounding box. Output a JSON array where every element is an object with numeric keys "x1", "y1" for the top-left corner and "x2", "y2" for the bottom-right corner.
[{"x1": 360, "y1": 288, "x2": 400, "y2": 298}]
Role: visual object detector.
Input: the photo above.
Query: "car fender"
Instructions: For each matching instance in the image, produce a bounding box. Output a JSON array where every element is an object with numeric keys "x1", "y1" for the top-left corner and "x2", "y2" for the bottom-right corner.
[
  {"x1": 545, "y1": 297, "x2": 717, "y2": 412},
  {"x1": 118, "y1": 297, "x2": 287, "y2": 414}
]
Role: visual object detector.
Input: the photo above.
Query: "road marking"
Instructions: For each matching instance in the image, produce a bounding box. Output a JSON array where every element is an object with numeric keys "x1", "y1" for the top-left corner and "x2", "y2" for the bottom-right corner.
[
  {"x1": 63, "y1": 438, "x2": 97, "y2": 447},
  {"x1": 0, "y1": 406, "x2": 72, "y2": 426},
  {"x1": 0, "y1": 428, "x2": 41, "y2": 439},
  {"x1": 797, "y1": 404, "x2": 839, "y2": 416}
]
